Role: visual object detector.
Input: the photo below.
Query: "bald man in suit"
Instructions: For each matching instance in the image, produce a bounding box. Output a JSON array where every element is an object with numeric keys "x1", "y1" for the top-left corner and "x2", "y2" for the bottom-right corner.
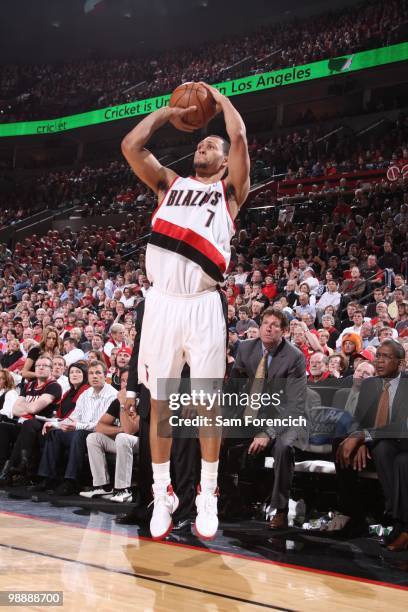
[{"x1": 333, "y1": 340, "x2": 408, "y2": 548}]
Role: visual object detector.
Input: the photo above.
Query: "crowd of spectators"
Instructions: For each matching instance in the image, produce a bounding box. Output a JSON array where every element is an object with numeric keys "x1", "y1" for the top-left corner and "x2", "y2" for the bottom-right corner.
[
  {"x1": 1, "y1": 0, "x2": 405, "y2": 121},
  {"x1": 0, "y1": 161, "x2": 153, "y2": 229},
  {"x1": 250, "y1": 112, "x2": 408, "y2": 182},
  {"x1": 1, "y1": 111, "x2": 407, "y2": 227},
  {"x1": 0, "y1": 150, "x2": 407, "y2": 500},
  {"x1": 0, "y1": 15, "x2": 408, "y2": 534}
]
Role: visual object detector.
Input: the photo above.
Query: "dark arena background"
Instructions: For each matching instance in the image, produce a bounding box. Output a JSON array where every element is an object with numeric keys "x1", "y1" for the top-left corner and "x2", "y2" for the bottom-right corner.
[{"x1": 0, "y1": 0, "x2": 408, "y2": 609}]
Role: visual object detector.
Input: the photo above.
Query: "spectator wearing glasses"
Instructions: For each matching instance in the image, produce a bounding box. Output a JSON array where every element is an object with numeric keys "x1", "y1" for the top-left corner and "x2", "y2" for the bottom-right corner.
[
  {"x1": 0, "y1": 354, "x2": 62, "y2": 486},
  {"x1": 332, "y1": 340, "x2": 408, "y2": 548}
]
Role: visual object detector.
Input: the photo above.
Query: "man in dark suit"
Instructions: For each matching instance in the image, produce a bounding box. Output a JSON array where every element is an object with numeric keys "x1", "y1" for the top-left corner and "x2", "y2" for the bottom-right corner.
[
  {"x1": 230, "y1": 307, "x2": 307, "y2": 529},
  {"x1": 331, "y1": 360, "x2": 376, "y2": 415},
  {"x1": 333, "y1": 340, "x2": 408, "y2": 549}
]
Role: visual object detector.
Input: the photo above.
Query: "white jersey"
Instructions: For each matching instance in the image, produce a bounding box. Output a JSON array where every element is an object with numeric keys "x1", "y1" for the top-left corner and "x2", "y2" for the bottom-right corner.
[{"x1": 146, "y1": 175, "x2": 235, "y2": 294}]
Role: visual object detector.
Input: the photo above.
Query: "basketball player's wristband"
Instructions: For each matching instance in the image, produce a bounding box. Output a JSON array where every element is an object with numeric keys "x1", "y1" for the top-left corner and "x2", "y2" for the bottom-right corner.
[{"x1": 126, "y1": 391, "x2": 136, "y2": 399}]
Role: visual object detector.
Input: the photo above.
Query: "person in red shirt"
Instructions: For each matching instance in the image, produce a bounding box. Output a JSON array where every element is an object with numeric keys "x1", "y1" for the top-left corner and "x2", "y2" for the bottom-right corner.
[
  {"x1": 292, "y1": 326, "x2": 314, "y2": 368},
  {"x1": 79, "y1": 288, "x2": 95, "y2": 307},
  {"x1": 333, "y1": 199, "x2": 352, "y2": 217},
  {"x1": 262, "y1": 275, "x2": 278, "y2": 301},
  {"x1": 226, "y1": 287, "x2": 236, "y2": 306},
  {"x1": 226, "y1": 276, "x2": 240, "y2": 298},
  {"x1": 308, "y1": 352, "x2": 332, "y2": 383},
  {"x1": 370, "y1": 302, "x2": 394, "y2": 327}
]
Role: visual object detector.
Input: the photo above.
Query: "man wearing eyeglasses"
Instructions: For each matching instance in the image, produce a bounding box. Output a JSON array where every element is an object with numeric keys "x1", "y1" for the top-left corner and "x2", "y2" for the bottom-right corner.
[
  {"x1": 331, "y1": 339, "x2": 408, "y2": 549},
  {"x1": 0, "y1": 354, "x2": 62, "y2": 485}
]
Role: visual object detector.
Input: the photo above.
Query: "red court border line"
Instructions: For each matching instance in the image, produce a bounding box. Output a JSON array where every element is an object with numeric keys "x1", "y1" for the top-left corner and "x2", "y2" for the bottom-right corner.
[{"x1": 1, "y1": 509, "x2": 407, "y2": 593}]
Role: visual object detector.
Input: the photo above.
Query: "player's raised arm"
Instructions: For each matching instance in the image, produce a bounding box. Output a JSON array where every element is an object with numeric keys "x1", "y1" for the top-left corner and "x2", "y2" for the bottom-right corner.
[
  {"x1": 121, "y1": 105, "x2": 196, "y2": 195},
  {"x1": 200, "y1": 83, "x2": 250, "y2": 212}
]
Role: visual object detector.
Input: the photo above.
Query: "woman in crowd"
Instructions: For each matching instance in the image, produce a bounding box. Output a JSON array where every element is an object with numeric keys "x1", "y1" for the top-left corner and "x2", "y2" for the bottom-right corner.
[
  {"x1": 235, "y1": 294, "x2": 245, "y2": 308},
  {"x1": 0, "y1": 370, "x2": 19, "y2": 470},
  {"x1": 328, "y1": 353, "x2": 347, "y2": 378},
  {"x1": 56, "y1": 361, "x2": 89, "y2": 420},
  {"x1": 0, "y1": 338, "x2": 24, "y2": 370},
  {"x1": 127, "y1": 327, "x2": 137, "y2": 349},
  {"x1": 317, "y1": 328, "x2": 334, "y2": 356},
  {"x1": 21, "y1": 326, "x2": 62, "y2": 380},
  {"x1": 321, "y1": 313, "x2": 340, "y2": 349},
  {"x1": 87, "y1": 350, "x2": 104, "y2": 363}
]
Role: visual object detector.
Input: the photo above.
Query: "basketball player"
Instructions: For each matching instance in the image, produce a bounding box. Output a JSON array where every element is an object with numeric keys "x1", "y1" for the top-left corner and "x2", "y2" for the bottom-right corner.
[{"x1": 121, "y1": 82, "x2": 250, "y2": 540}]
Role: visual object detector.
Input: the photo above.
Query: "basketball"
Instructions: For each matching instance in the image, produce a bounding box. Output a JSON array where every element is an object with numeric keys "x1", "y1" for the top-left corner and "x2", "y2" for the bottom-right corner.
[{"x1": 169, "y1": 82, "x2": 217, "y2": 131}]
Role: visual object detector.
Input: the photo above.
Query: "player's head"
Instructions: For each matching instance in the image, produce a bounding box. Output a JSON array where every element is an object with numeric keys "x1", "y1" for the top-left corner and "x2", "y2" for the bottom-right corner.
[{"x1": 193, "y1": 135, "x2": 230, "y2": 177}]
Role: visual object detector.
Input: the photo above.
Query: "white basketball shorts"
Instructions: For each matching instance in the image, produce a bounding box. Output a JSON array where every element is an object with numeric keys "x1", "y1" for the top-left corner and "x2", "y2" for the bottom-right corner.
[{"x1": 138, "y1": 286, "x2": 226, "y2": 400}]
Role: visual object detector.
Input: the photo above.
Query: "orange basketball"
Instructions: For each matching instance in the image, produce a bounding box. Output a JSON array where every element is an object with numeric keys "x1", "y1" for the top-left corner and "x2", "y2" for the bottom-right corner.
[{"x1": 169, "y1": 82, "x2": 217, "y2": 131}]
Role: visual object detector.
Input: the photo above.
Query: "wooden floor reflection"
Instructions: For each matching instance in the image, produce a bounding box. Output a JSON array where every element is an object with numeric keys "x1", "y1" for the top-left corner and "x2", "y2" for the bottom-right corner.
[{"x1": 0, "y1": 512, "x2": 406, "y2": 611}]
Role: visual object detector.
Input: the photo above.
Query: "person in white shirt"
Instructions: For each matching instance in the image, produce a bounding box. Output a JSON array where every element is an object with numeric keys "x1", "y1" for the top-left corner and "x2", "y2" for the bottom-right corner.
[
  {"x1": 63, "y1": 337, "x2": 85, "y2": 367},
  {"x1": 0, "y1": 370, "x2": 19, "y2": 421},
  {"x1": 297, "y1": 259, "x2": 308, "y2": 283},
  {"x1": 119, "y1": 287, "x2": 136, "y2": 309},
  {"x1": 20, "y1": 328, "x2": 36, "y2": 357},
  {"x1": 303, "y1": 268, "x2": 320, "y2": 296},
  {"x1": 139, "y1": 276, "x2": 151, "y2": 297},
  {"x1": 38, "y1": 360, "x2": 117, "y2": 495},
  {"x1": 101, "y1": 271, "x2": 114, "y2": 296},
  {"x1": 80, "y1": 367, "x2": 139, "y2": 502},
  {"x1": 52, "y1": 355, "x2": 70, "y2": 395},
  {"x1": 93, "y1": 279, "x2": 113, "y2": 300},
  {"x1": 316, "y1": 280, "x2": 341, "y2": 322},
  {"x1": 103, "y1": 323, "x2": 126, "y2": 362},
  {"x1": 294, "y1": 292, "x2": 316, "y2": 321},
  {"x1": 233, "y1": 264, "x2": 249, "y2": 285}
]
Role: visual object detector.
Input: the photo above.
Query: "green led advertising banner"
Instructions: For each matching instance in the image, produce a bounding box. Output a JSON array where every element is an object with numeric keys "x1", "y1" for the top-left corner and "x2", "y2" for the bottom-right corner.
[{"x1": 1, "y1": 42, "x2": 407, "y2": 138}]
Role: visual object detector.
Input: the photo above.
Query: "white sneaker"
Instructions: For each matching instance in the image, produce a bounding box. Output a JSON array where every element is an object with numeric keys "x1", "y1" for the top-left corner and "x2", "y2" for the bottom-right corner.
[
  {"x1": 79, "y1": 486, "x2": 113, "y2": 499},
  {"x1": 321, "y1": 514, "x2": 351, "y2": 532},
  {"x1": 149, "y1": 484, "x2": 179, "y2": 540},
  {"x1": 109, "y1": 488, "x2": 133, "y2": 503},
  {"x1": 195, "y1": 486, "x2": 219, "y2": 540}
]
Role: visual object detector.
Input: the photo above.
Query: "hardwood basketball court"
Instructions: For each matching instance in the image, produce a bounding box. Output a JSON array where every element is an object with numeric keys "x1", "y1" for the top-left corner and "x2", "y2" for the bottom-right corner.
[{"x1": 0, "y1": 507, "x2": 407, "y2": 611}]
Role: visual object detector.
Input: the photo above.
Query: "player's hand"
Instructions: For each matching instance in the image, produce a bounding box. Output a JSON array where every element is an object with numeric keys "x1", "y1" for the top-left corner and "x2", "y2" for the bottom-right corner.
[
  {"x1": 198, "y1": 82, "x2": 225, "y2": 113},
  {"x1": 168, "y1": 106, "x2": 198, "y2": 132}
]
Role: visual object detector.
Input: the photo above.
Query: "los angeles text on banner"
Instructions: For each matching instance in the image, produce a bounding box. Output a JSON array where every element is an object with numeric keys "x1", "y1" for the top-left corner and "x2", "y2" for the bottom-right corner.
[{"x1": 0, "y1": 42, "x2": 406, "y2": 138}]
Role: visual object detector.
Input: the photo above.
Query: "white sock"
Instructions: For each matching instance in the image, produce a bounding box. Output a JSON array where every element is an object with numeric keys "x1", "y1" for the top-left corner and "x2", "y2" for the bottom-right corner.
[
  {"x1": 200, "y1": 459, "x2": 219, "y2": 493},
  {"x1": 152, "y1": 461, "x2": 171, "y2": 494}
]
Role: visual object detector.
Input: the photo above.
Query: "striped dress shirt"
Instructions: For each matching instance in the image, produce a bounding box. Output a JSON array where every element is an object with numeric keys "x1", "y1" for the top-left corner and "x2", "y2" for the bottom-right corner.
[{"x1": 64, "y1": 383, "x2": 117, "y2": 431}]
